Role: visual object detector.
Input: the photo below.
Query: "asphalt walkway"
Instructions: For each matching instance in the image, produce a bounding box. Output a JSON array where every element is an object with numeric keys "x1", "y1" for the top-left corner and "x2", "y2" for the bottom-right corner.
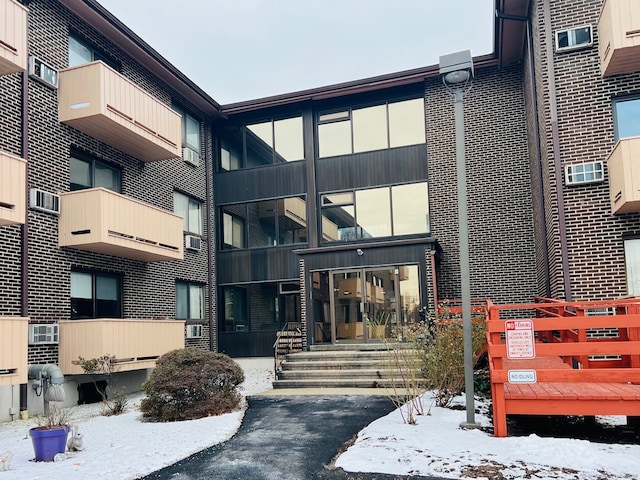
[{"x1": 141, "y1": 395, "x2": 452, "y2": 480}]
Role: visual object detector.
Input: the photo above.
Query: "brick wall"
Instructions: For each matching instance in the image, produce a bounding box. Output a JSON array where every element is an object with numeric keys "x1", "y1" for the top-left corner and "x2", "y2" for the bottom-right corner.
[
  {"x1": 0, "y1": 0, "x2": 213, "y2": 363},
  {"x1": 426, "y1": 64, "x2": 537, "y2": 305},
  {"x1": 530, "y1": 0, "x2": 640, "y2": 301}
]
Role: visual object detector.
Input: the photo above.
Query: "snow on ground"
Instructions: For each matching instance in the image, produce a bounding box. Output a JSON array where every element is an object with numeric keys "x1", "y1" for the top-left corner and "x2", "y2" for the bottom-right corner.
[{"x1": 0, "y1": 357, "x2": 639, "y2": 480}]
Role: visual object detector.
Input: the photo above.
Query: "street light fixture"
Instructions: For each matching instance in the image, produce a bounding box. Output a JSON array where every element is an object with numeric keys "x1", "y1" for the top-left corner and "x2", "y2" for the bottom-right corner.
[{"x1": 438, "y1": 50, "x2": 479, "y2": 429}]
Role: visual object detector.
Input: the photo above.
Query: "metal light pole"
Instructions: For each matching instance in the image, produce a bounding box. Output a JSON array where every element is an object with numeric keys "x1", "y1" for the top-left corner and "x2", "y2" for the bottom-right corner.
[{"x1": 438, "y1": 50, "x2": 479, "y2": 429}]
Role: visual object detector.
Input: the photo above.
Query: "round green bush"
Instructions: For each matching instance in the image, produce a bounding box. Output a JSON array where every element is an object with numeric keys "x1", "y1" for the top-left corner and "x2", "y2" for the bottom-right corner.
[{"x1": 140, "y1": 348, "x2": 245, "y2": 422}]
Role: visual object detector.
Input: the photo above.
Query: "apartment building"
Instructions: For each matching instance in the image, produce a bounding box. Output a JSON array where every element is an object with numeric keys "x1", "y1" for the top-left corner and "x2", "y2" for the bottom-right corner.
[
  {"x1": 1, "y1": 0, "x2": 639, "y2": 419},
  {"x1": 0, "y1": 0, "x2": 219, "y2": 419}
]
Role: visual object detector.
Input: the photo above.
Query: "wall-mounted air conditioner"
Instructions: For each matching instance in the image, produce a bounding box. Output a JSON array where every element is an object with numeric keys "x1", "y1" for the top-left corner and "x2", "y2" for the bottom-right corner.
[
  {"x1": 186, "y1": 324, "x2": 203, "y2": 338},
  {"x1": 185, "y1": 235, "x2": 201, "y2": 252},
  {"x1": 565, "y1": 161, "x2": 604, "y2": 186},
  {"x1": 182, "y1": 147, "x2": 200, "y2": 167},
  {"x1": 28, "y1": 56, "x2": 58, "y2": 88},
  {"x1": 29, "y1": 323, "x2": 59, "y2": 345},
  {"x1": 29, "y1": 188, "x2": 60, "y2": 214},
  {"x1": 555, "y1": 25, "x2": 593, "y2": 53}
]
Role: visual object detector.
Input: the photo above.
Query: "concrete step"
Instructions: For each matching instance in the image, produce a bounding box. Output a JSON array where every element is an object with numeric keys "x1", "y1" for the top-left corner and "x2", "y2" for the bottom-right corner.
[
  {"x1": 309, "y1": 342, "x2": 411, "y2": 352},
  {"x1": 280, "y1": 359, "x2": 400, "y2": 370},
  {"x1": 272, "y1": 378, "x2": 409, "y2": 389},
  {"x1": 277, "y1": 368, "x2": 413, "y2": 380},
  {"x1": 284, "y1": 350, "x2": 419, "y2": 363}
]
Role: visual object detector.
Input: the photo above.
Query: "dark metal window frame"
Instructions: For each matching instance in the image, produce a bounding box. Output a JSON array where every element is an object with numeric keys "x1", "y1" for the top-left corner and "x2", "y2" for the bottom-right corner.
[
  {"x1": 175, "y1": 280, "x2": 205, "y2": 320},
  {"x1": 69, "y1": 149, "x2": 122, "y2": 192},
  {"x1": 68, "y1": 31, "x2": 121, "y2": 71},
  {"x1": 70, "y1": 269, "x2": 123, "y2": 319}
]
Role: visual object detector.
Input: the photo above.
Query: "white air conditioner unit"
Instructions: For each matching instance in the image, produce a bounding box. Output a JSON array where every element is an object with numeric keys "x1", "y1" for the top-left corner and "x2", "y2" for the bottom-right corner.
[
  {"x1": 29, "y1": 323, "x2": 59, "y2": 345},
  {"x1": 186, "y1": 324, "x2": 203, "y2": 338},
  {"x1": 555, "y1": 25, "x2": 593, "y2": 53},
  {"x1": 28, "y1": 56, "x2": 58, "y2": 88},
  {"x1": 29, "y1": 188, "x2": 60, "y2": 214},
  {"x1": 565, "y1": 161, "x2": 604, "y2": 186},
  {"x1": 182, "y1": 147, "x2": 200, "y2": 167},
  {"x1": 185, "y1": 235, "x2": 201, "y2": 252}
]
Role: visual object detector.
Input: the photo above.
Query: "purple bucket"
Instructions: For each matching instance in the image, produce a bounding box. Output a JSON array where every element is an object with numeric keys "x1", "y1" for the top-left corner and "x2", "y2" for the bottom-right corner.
[{"x1": 29, "y1": 426, "x2": 70, "y2": 462}]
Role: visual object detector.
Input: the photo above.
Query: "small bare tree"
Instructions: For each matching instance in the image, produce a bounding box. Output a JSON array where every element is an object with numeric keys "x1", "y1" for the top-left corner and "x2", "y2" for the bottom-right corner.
[{"x1": 78, "y1": 354, "x2": 128, "y2": 416}]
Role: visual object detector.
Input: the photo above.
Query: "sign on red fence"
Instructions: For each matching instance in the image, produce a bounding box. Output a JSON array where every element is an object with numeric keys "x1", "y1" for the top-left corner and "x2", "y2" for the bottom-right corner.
[{"x1": 505, "y1": 320, "x2": 535, "y2": 359}]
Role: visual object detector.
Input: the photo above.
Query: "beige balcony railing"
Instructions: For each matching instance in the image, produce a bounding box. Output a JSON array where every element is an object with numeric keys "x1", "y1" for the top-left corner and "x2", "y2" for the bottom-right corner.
[
  {"x1": 58, "y1": 318, "x2": 185, "y2": 375},
  {"x1": 58, "y1": 61, "x2": 182, "y2": 162},
  {"x1": 607, "y1": 137, "x2": 640, "y2": 214},
  {"x1": 0, "y1": 317, "x2": 28, "y2": 386},
  {"x1": 0, "y1": 0, "x2": 27, "y2": 75},
  {"x1": 59, "y1": 188, "x2": 184, "y2": 261},
  {"x1": 0, "y1": 150, "x2": 26, "y2": 226},
  {"x1": 599, "y1": 0, "x2": 640, "y2": 76}
]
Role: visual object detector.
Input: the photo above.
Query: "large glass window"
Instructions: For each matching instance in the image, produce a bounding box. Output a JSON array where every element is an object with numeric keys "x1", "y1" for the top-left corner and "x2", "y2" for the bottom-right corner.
[
  {"x1": 71, "y1": 271, "x2": 121, "y2": 319},
  {"x1": 176, "y1": 281, "x2": 204, "y2": 320},
  {"x1": 220, "y1": 286, "x2": 248, "y2": 332},
  {"x1": 174, "y1": 191, "x2": 203, "y2": 235},
  {"x1": 174, "y1": 106, "x2": 202, "y2": 154},
  {"x1": 318, "y1": 98, "x2": 425, "y2": 158},
  {"x1": 220, "y1": 115, "x2": 304, "y2": 170},
  {"x1": 625, "y1": 239, "x2": 640, "y2": 295},
  {"x1": 68, "y1": 34, "x2": 118, "y2": 70},
  {"x1": 320, "y1": 182, "x2": 429, "y2": 242},
  {"x1": 221, "y1": 196, "x2": 307, "y2": 249},
  {"x1": 70, "y1": 155, "x2": 121, "y2": 192},
  {"x1": 614, "y1": 97, "x2": 640, "y2": 141}
]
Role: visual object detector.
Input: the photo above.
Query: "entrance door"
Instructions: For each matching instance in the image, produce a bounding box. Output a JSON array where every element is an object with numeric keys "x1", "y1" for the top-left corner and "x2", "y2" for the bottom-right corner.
[{"x1": 331, "y1": 268, "x2": 398, "y2": 343}]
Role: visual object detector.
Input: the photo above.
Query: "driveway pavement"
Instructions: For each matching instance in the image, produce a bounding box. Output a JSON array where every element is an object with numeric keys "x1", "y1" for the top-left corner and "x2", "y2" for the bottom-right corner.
[{"x1": 141, "y1": 395, "x2": 453, "y2": 480}]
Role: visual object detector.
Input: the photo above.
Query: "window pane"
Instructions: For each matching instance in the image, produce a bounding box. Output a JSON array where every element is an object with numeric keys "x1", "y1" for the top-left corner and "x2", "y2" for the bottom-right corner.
[
  {"x1": 176, "y1": 282, "x2": 188, "y2": 319},
  {"x1": 625, "y1": 239, "x2": 640, "y2": 295},
  {"x1": 274, "y1": 116, "x2": 304, "y2": 162},
  {"x1": 250, "y1": 201, "x2": 276, "y2": 248},
  {"x1": 185, "y1": 114, "x2": 201, "y2": 152},
  {"x1": 222, "y1": 207, "x2": 245, "y2": 249},
  {"x1": 232, "y1": 217, "x2": 245, "y2": 248},
  {"x1": 247, "y1": 122, "x2": 273, "y2": 167},
  {"x1": 318, "y1": 120, "x2": 351, "y2": 157},
  {"x1": 189, "y1": 284, "x2": 204, "y2": 319},
  {"x1": 353, "y1": 105, "x2": 388, "y2": 153},
  {"x1": 356, "y1": 188, "x2": 391, "y2": 238},
  {"x1": 220, "y1": 127, "x2": 243, "y2": 171},
  {"x1": 279, "y1": 197, "x2": 306, "y2": 245},
  {"x1": 96, "y1": 275, "x2": 119, "y2": 318},
  {"x1": 174, "y1": 192, "x2": 189, "y2": 232},
  {"x1": 249, "y1": 283, "x2": 278, "y2": 331},
  {"x1": 94, "y1": 162, "x2": 120, "y2": 192},
  {"x1": 392, "y1": 183, "x2": 429, "y2": 235},
  {"x1": 71, "y1": 272, "x2": 92, "y2": 298},
  {"x1": 69, "y1": 36, "x2": 92, "y2": 67},
  {"x1": 222, "y1": 287, "x2": 247, "y2": 332},
  {"x1": 70, "y1": 157, "x2": 91, "y2": 191},
  {"x1": 615, "y1": 98, "x2": 640, "y2": 140},
  {"x1": 322, "y1": 192, "x2": 353, "y2": 206},
  {"x1": 188, "y1": 199, "x2": 202, "y2": 235},
  {"x1": 389, "y1": 99, "x2": 425, "y2": 148},
  {"x1": 323, "y1": 205, "x2": 356, "y2": 241}
]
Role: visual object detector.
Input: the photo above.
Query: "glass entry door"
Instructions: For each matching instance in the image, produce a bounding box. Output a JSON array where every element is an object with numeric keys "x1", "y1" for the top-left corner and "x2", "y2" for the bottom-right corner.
[{"x1": 330, "y1": 268, "x2": 398, "y2": 343}]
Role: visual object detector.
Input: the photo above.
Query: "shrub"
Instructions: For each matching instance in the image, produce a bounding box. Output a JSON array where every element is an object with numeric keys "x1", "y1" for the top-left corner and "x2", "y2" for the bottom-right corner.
[
  {"x1": 140, "y1": 348, "x2": 245, "y2": 422},
  {"x1": 79, "y1": 354, "x2": 128, "y2": 416},
  {"x1": 418, "y1": 302, "x2": 486, "y2": 408}
]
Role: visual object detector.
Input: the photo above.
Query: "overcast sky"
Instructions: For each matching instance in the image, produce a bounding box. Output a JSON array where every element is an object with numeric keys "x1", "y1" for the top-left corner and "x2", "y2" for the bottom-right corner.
[{"x1": 98, "y1": 0, "x2": 494, "y2": 105}]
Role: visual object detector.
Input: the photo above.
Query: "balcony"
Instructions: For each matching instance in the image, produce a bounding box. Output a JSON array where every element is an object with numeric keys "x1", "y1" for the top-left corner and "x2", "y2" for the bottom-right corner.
[
  {"x1": 0, "y1": 0, "x2": 27, "y2": 75},
  {"x1": 0, "y1": 317, "x2": 28, "y2": 386},
  {"x1": 58, "y1": 61, "x2": 181, "y2": 162},
  {"x1": 58, "y1": 318, "x2": 185, "y2": 375},
  {"x1": 599, "y1": 0, "x2": 640, "y2": 76},
  {"x1": 0, "y1": 150, "x2": 26, "y2": 226},
  {"x1": 607, "y1": 137, "x2": 640, "y2": 214},
  {"x1": 59, "y1": 188, "x2": 184, "y2": 261}
]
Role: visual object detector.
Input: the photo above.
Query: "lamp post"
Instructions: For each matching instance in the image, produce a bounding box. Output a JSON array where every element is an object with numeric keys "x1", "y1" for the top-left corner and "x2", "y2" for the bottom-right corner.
[{"x1": 438, "y1": 50, "x2": 479, "y2": 429}]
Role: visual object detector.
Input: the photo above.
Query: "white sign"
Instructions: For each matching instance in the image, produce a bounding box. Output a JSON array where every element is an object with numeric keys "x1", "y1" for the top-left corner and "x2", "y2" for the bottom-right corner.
[
  {"x1": 508, "y1": 369, "x2": 537, "y2": 384},
  {"x1": 505, "y1": 320, "x2": 535, "y2": 359}
]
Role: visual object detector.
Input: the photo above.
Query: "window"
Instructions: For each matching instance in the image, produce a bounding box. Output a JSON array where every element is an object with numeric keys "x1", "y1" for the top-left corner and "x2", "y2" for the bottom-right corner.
[
  {"x1": 68, "y1": 34, "x2": 118, "y2": 70},
  {"x1": 625, "y1": 239, "x2": 640, "y2": 295},
  {"x1": 219, "y1": 115, "x2": 304, "y2": 170},
  {"x1": 176, "y1": 281, "x2": 204, "y2": 320},
  {"x1": 222, "y1": 210, "x2": 245, "y2": 249},
  {"x1": 318, "y1": 98, "x2": 425, "y2": 157},
  {"x1": 613, "y1": 97, "x2": 640, "y2": 141},
  {"x1": 221, "y1": 196, "x2": 307, "y2": 250},
  {"x1": 320, "y1": 182, "x2": 429, "y2": 242},
  {"x1": 71, "y1": 271, "x2": 121, "y2": 319},
  {"x1": 174, "y1": 191, "x2": 203, "y2": 235},
  {"x1": 70, "y1": 155, "x2": 121, "y2": 192},
  {"x1": 220, "y1": 286, "x2": 248, "y2": 332},
  {"x1": 173, "y1": 106, "x2": 201, "y2": 154}
]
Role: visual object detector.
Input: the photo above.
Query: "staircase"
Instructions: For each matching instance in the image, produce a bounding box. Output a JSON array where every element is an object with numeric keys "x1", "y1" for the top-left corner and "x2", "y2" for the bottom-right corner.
[{"x1": 273, "y1": 343, "x2": 421, "y2": 389}]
